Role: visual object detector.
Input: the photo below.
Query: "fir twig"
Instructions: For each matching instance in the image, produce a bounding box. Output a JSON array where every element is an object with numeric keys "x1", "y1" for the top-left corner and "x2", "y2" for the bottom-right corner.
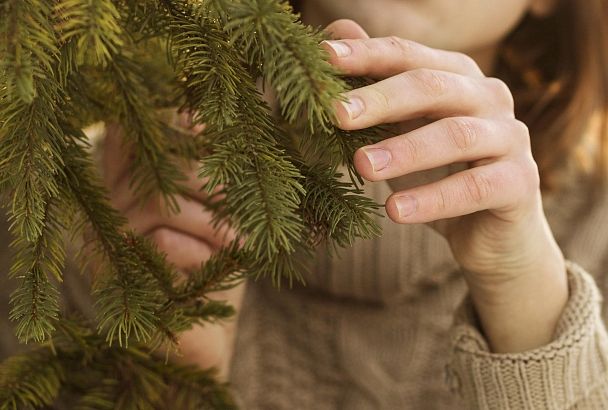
[
  {"x1": 54, "y1": 0, "x2": 124, "y2": 67},
  {"x1": 8, "y1": 197, "x2": 66, "y2": 343}
]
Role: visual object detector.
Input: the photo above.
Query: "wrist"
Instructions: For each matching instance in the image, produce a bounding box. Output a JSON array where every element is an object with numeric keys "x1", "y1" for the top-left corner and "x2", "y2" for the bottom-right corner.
[
  {"x1": 464, "y1": 219, "x2": 569, "y2": 352},
  {"x1": 466, "y1": 241, "x2": 567, "y2": 308},
  {"x1": 463, "y1": 205, "x2": 564, "y2": 297}
]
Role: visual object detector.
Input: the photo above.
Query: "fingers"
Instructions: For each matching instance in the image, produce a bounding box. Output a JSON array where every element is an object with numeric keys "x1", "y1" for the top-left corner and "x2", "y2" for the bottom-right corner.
[
  {"x1": 321, "y1": 36, "x2": 484, "y2": 79},
  {"x1": 110, "y1": 160, "x2": 209, "y2": 212},
  {"x1": 335, "y1": 71, "x2": 514, "y2": 130},
  {"x1": 101, "y1": 124, "x2": 133, "y2": 190},
  {"x1": 324, "y1": 19, "x2": 370, "y2": 40},
  {"x1": 354, "y1": 117, "x2": 528, "y2": 181},
  {"x1": 385, "y1": 159, "x2": 540, "y2": 224},
  {"x1": 151, "y1": 227, "x2": 214, "y2": 272},
  {"x1": 102, "y1": 111, "x2": 204, "y2": 192},
  {"x1": 124, "y1": 195, "x2": 236, "y2": 251}
]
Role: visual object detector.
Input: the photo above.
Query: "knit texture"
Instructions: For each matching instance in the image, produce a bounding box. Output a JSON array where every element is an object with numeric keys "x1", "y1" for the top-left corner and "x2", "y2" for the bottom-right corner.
[
  {"x1": 2, "y1": 163, "x2": 608, "y2": 409},
  {"x1": 229, "y1": 174, "x2": 608, "y2": 409},
  {"x1": 449, "y1": 262, "x2": 608, "y2": 409}
]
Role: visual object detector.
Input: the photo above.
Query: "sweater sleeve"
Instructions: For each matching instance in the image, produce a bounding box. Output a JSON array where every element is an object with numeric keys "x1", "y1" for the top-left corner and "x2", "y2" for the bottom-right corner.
[{"x1": 447, "y1": 261, "x2": 608, "y2": 409}]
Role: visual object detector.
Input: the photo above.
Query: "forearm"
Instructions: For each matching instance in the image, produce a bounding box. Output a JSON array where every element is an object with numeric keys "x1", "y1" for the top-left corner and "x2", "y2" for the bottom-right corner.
[{"x1": 465, "y1": 217, "x2": 569, "y2": 353}]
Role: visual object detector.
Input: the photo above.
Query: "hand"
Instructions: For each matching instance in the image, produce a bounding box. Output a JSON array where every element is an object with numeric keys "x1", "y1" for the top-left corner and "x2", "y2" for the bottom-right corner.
[
  {"x1": 100, "y1": 116, "x2": 245, "y2": 379},
  {"x1": 323, "y1": 20, "x2": 568, "y2": 352}
]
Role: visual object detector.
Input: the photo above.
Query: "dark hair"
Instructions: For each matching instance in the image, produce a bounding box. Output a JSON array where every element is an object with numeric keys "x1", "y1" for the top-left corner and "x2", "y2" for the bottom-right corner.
[
  {"x1": 497, "y1": 0, "x2": 608, "y2": 189},
  {"x1": 290, "y1": 0, "x2": 301, "y2": 13}
]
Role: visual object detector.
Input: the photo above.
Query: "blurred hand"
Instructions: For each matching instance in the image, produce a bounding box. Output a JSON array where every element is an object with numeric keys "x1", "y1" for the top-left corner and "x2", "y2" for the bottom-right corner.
[
  {"x1": 323, "y1": 20, "x2": 567, "y2": 352},
  {"x1": 101, "y1": 116, "x2": 245, "y2": 380}
]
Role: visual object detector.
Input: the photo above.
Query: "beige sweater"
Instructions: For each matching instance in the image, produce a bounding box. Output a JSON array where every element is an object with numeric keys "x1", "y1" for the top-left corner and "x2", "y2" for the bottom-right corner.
[
  {"x1": 1, "y1": 170, "x2": 607, "y2": 409},
  {"x1": 229, "y1": 174, "x2": 608, "y2": 409}
]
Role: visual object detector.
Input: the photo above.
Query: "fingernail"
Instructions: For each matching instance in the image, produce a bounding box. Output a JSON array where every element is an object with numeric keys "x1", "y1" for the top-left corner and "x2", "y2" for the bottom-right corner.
[
  {"x1": 341, "y1": 96, "x2": 364, "y2": 120},
  {"x1": 395, "y1": 196, "x2": 418, "y2": 218},
  {"x1": 363, "y1": 148, "x2": 391, "y2": 172},
  {"x1": 322, "y1": 40, "x2": 352, "y2": 57}
]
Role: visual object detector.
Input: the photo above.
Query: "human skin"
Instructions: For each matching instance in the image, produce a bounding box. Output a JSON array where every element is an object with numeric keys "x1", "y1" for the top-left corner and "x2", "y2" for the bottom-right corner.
[
  {"x1": 104, "y1": 0, "x2": 568, "y2": 378},
  {"x1": 305, "y1": 0, "x2": 567, "y2": 353},
  {"x1": 101, "y1": 121, "x2": 245, "y2": 380}
]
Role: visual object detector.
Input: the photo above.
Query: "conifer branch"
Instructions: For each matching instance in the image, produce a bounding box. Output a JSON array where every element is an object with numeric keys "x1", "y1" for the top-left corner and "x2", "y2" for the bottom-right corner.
[
  {"x1": 60, "y1": 140, "x2": 163, "y2": 347},
  {"x1": 160, "y1": 365, "x2": 237, "y2": 410},
  {"x1": 299, "y1": 164, "x2": 382, "y2": 248},
  {"x1": 0, "y1": 0, "x2": 59, "y2": 103},
  {"x1": 0, "y1": 349, "x2": 64, "y2": 410},
  {"x1": 163, "y1": 2, "x2": 307, "y2": 282},
  {"x1": 214, "y1": 0, "x2": 345, "y2": 132},
  {"x1": 54, "y1": 0, "x2": 124, "y2": 67},
  {"x1": 105, "y1": 53, "x2": 187, "y2": 212},
  {"x1": 8, "y1": 197, "x2": 66, "y2": 344},
  {"x1": 296, "y1": 77, "x2": 390, "y2": 183},
  {"x1": 174, "y1": 241, "x2": 245, "y2": 302},
  {"x1": 0, "y1": 78, "x2": 66, "y2": 243},
  {"x1": 0, "y1": 0, "x2": 72, "y2": 346},
  {"x1": 0, "y1": 1, "x2": 390, "y2": 406},
  {"x1": 0, "y1": 318, "x2": 235, "y2": 409}
]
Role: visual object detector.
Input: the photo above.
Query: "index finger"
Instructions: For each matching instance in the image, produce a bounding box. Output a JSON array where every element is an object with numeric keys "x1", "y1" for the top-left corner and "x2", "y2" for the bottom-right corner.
[{"x1": 321, "y1": 37, "x2": 485, "y2": 79}]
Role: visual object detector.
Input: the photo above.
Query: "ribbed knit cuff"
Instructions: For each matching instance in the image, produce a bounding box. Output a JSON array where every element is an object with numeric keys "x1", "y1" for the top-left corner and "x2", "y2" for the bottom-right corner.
[{"x1": 448, "y1": 261, "x2": 608, "y2": 410}]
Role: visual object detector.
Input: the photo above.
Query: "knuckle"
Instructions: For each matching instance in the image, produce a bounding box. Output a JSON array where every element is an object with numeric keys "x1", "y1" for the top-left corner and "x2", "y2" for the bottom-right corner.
[
  {"x1": 511, "y1": 119, "x2": 531, "y2": 147},
  {"x1": 359, "y1": 38, "x2": 374, "y2": 54},
  {"x1": 387, "y1": 36, "x2": 415, "y2": 56},
  {"x1": 462, "y1": 171, "x2": 493, "y2": 205},
  {"x1": 444, "y1": 117, "x2": 478, "y2": 152},
  {"x1": 521, "y1": 156, "x2": 541, "y2": 192},
  {"x1": 150, "y1": 227, "x2": 175, "y2": 250},
  {"x1": 369, "y1": 87, "x2": 391, "y2": 112},
  {"x1": 457, "y1": 53, "x2": 480, "y2": 72},
  {"x1": 399, "y1": 134, "x2": 425, "y2": 164},
  {"x1": 506, "y1": 157, "x2": 540, "y2": 206},
  {"x1": 435, "y1": 186, "x2": 450, "y2": 213},
  {"x1": 485, "y1": 77, "x2": 514, "y2": 110},
  {"x1": 408, "y1": 68, "x2": 448, "y2": 97}
]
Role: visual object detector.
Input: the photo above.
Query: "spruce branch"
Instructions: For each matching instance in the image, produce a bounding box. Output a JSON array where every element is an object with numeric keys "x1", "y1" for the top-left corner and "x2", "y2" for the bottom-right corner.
[
  {"x1": 0, "y1": 1, "x2": 71, "y2": 344},
  {"x1": 0, "y1": 348, "x2": 64, "y2": 410},
  {"x1": 105, "y1": 53, "x2": 187, "y2": 212},
  {"x1": 0, "y1": 0, "x2": 59, "y2": 103},
  {"x1": 214, "y1": 0, "x2": 345, "y2": 132},
  {"x1": 60, "y1": 140, "x2": 163, "y2": 347},
  {"x1": 0, "y1": 1, "x2": 390, "y2": 407},
  {"x1": 0, "y1": 0, "x2": 72, "y2": 346},
  {"x1": 0, "y1": 318, "x2": 236, "y2": 409},
  {"x1": 174, "y1": 241, "x2": 245, "y2": 302},
  {"x1": 160, "y1": 365, "x2": 237, "y2": 410},
  {"x1": 60, "y1": 139, "x2": 233, "y2": 349},
  {"x1": 0, "y1": 79, "x2": 66, "y2": 243},
  {"x1": 299, "y1": 164, "x2": 382, "y2": 248},
  {"x1": 54, "y1": 0, "x2": 124, "y2": 67},
  {"x1": 8, "y1": 197, "x2": 66, "y2": 344},
  {"x1": 164, "y1": 2, "x2": 307, "y2": 282},
  {"x1": 295, "y1": 77, "x2": 390, "y2": 183}
]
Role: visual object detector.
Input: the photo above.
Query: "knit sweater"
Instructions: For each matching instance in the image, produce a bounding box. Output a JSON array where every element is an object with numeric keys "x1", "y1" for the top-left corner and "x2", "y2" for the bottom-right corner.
[
  {"x1": 228, "y1": 172, "x2": 608, "y2": 409},
  {"x1": 1, "y1": 169, "x2": 608, "y2": 409}
]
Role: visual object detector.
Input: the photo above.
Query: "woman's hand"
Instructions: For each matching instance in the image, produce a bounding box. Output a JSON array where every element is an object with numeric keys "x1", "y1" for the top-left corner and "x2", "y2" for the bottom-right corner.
[
  {"x1": 100, "y1": 118, "x2": 245, "y2": 380},
  {"x1": 323, "y1": 20, "x2": 568, "y2": 353}
]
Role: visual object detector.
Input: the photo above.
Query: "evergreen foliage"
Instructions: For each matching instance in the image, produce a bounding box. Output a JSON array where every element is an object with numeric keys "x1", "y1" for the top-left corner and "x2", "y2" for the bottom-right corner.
[{"x1": 0, "y1": 0, "x2": 385, "y2": 407}]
